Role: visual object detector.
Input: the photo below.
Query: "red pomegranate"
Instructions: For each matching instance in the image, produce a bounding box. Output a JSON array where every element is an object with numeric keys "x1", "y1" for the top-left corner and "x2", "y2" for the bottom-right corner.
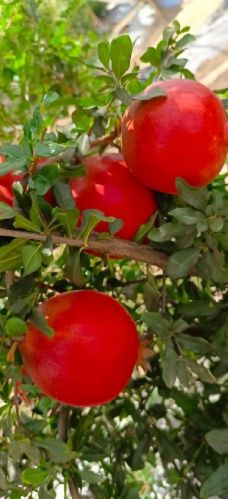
[
  {"x1": 121, "y1": 79, "x2": 228, "y2": 194},
  {"x1": 20, "y1": 290, "x2": 139, "y2": 407},
  {"x1": 0, "y1": 156, "x2": 23, "y2": 205},
  {"x1": 0, "y1": 156, "x2": 55, "y2": 205},
  {"x1": 69, "y1": 153, "x2": 157, "y2": 240}
]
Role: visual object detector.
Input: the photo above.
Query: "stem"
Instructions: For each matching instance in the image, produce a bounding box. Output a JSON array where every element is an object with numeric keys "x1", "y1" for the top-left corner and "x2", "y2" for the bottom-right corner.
[
  {"x1": 5, "y1": 270, "x2": 14, "y2": 293},
  {"x1": 57, "y1": 406, "x2": 82, "y2": 499},
  {"x1": 161, "y1": 271, "x2": 167, "y2": 314},
  {"x1": 0, "y1": 227, "x2": 170, "y2": 271}
]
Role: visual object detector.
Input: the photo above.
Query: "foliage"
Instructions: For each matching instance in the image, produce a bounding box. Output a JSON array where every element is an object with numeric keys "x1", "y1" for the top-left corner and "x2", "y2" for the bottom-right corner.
[{"x1": 0, "y1": 8, "x2": 228, "y2": 499}]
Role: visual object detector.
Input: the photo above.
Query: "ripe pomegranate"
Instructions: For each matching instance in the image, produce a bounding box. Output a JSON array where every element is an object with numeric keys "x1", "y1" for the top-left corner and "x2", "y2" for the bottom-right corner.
[
  {"x1": 69, "y1": 153, "x2": 157, "y2": 240},
  {"x1": 20, "y1": 290, "x2": 139, "y2": 407},
  {"x1": 0, "y1": 156, "x2": 55, "y2": 205},
  {"x1": 0, "y1": 156, "x2": 23, "y2": 206},
  {"x1": 121, "y1": 79, "x2": 228, "y2": 194}
]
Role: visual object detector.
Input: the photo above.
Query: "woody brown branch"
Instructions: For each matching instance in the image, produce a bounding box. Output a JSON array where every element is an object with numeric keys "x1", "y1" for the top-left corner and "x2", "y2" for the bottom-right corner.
[{"x1": 0, "y1": 227, "x2": 168, "y2": 270}]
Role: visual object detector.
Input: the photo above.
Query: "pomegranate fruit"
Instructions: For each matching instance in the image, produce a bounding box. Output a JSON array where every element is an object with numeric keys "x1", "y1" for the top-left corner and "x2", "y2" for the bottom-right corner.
[
  {"x1": 0, "y1": 156, "x2": 23, "y2": 206},
  {"x1": 121, "y1": 79, "x2": 228, "y2": 194},
  {"x1": 69, "y1": 153, "x2": 157, "y2": 240},
  {"x1": 20, "y1": 290, "x2": 139, "y2": 407},
  {"x1": 0, "y1": 156, "x2": 55, "y2": 205}
]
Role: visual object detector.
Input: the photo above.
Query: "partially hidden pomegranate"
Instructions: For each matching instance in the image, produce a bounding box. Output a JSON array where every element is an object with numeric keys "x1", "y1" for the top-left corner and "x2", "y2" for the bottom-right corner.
[
  {"x1": 20, "y1": 290, "x2": 139, "y2": 407},
  {"x1": 0, "y1": 156, "x2": 55, "y2": 206},
  {"x1": 0, "y1": 156, "x2": 23, "y2": 205},
  {"x1": 69, "y1": 153, "x2": 157, "y2": 240},
  {"x1": 121, "y1": 79, "x2": 228, "y2": 194}
]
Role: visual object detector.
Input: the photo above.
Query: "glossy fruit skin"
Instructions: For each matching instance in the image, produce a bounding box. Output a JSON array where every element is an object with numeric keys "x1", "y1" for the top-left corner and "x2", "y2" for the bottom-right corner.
[
  {"x1": 69, "y1": 153, "x2": 157, "y2": 240},
  {"x1": 0, "y1": 156, "x2": 23, "y2": 205},
  {"x1": 121, "y1": 79, "x2": 228, "y2": 194},
  {"x1": 20, "y1": 290, "x2": 139, "y2": 407}
]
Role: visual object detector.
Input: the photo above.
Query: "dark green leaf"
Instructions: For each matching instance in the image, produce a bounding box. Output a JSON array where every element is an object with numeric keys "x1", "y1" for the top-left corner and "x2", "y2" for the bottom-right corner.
[
  {"x1": 35, "y1": 142, "x2": 65, "y2": 157},
  {"x1": 21, "y1": 468, "x2": 50, "y2": 486},
  {"x1": 176, "y1": 178, "x2": 208, "y2": 210},
  {"x1": 21, "y1": 244, "x2": 42, "y2": 275},
  {"x1": 177, "y1": 334, "x2": 212, "y2": 354},
  {"x1": 170, "y1": 207, "x2": 205, "y2": 225},
  {"x1": 110, "y1": 35, "x2": 133, "y2": 80},
  {"x1": 206, "y1": 429, "x2": 228, "y2": 455},
  {"x1": 14, "y1": 214, "x2": 42, "y2": 233},
  {"x1": 0, "y1": 202, "x2": 19, "y2": 221},
  {"x1": 148, "y1": 221, "x2": 184, "y2": 242},
  {"x1": 167, "y1": 247, "x2": 200, "y2": 278},
  {"x1": 185, "y1": 358, "x2": 216, "y2": 383},
  {"x1": 133, "y1": 87, "x2": 166, "y2": 102},
  {"x1": 97, "y1": 41, "x2": 110, "y2": 69},
  {"x1": 201, "y1": 464, "x2": 228, "y2": 498},
  {"x1": 134, "y1": 212, "x2": 157, "y2": 243},
  {"x1": 80, "y1": 470, "x2": 102, "y2": 484},
  {"x1": 29, "y1": 164, "x2": 59, "y2": 195},
  {"x1": 209, "y1": 216, "x2": 224, "y2": 232},
  {"x1": 52, "y1": 207, "x2": 79, "y2": 236},
  {"x1": 30, "y1": 309, "x2": 55, "y2": 337},
  {"x1": 79, "y1": 209, "x2": 117, "y2": 244},
  {"x1": 143, "y1": 312, "x2": 170, "y2": 338},
  {"x1": 35, "y1": 438, "x2": 76, "y2": 464},
  {"x1": 53, "y1": 181, "x2": 75, "y2": 209},
  {"x1": 162, "y1": 346, "x2": 178, "y2": 388},
  {"x1": 0, "y1": 157, "x2": 27, "y2": 174}
]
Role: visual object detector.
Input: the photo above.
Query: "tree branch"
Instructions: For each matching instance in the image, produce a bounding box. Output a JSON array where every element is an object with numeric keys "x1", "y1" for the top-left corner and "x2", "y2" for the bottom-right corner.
[
  {"x1": 0, "y1": 227, "x2": 168, "y2": 270},
  {"x1": 58, "y1": 406, "x2": 82, "y2": 499}
]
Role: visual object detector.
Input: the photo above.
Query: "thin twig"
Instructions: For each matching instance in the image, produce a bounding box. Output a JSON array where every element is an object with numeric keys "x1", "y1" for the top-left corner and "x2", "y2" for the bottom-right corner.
[
  {"x1": 161, "y1": 271, "x2": 167, "y2": 314},
  {"x1": 5, "y1": 270, "x2": 14, "y2": 293},
  {"x1": 57, "y1": 406, "x2": 82, "y2": 499}
]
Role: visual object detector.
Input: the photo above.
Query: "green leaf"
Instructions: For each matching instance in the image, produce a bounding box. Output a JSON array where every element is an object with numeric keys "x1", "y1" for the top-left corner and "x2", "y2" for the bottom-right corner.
[
  {"x1": 0, "y1": 144, "x2": 25, "y2": 159},
  {"x1": 185, "y1": 358, "x2": 216, "y2": 384},
  {"x1": 35, "y1": 142, "x2": 65, "y2": 157},
  {"x1": 205, "y1": 429, "x2": 228, "y2": 455},
  {"x1": 42, "y1": 91, "x2": 60, "y2": 107},
  {"x1": 21, "y1": 244, "x2": 42, "y2": 275},
  {"x1": 179, "y1": 300, "x2": 223, "y2": 318},
  {"x1": 148, "y1": 221, "x2": 184, "y2": 242},
  {"x1": 0, "y1": 157, "x2": 27, "y2": 174},
  {"x1": 0, "y1": 202, "x2": 19, "y2": 221},
  {"x1": 143, "y1": 312, "x2": 170, "y2": 339},
  {"x1": 29, "y1": 164, "x2": 59, "y2": 195},
  {"x1": 110, "y1": 34, "x2": 133, "y2": 80},
  {"x1": 162, "y1": 346, "x2": 178, "y2": 388},
  {"x1": 5, "y1": 317, "x2": 28, "y2": 336},
  {"x1": 134, "y1": 212, "x2": 157, "y2": 243},
  {"x1": 35, "y1": 438, "x2": 76, "y2": 464},
  {"x1": 53, "y1": 181, "x2": 75, "y2": 209},
  {"x1": 167, "y1": 247, "x2": 200, "y2": 278},
  {"x1": 175, "y1": 33, "x2": 195, "y2": 49},
  {"x1": 14, "y1": 214, "x2": 42, "y2": 233},
  {"x1": 30, "y1": 309, "x2": 55, "y2": 337},
  {"x1": 169, "y1": 207, "x2": 205, "y2": 225},
  {"x1": 109, "y1": 218, "x2": 124, "y2": 236},
  {"x1": 201, "y1": 464, "x2": 228, "y2": 498},
  {"x1": 21, "y1": 468, "x2": 50, "y2": 486},
  {"x1": 52, "y1": 207, "x2": 79, "y2": 236},
  {"x1": 176, "y1": 178, "x2": 208, "y2": 210},
  {"x1": 66, "y1": 249, "x2": 85, "y2": 287},
  {"x1": 177, "y1": 334, "x2": 212, "y2": 354},
  {"x1": 97, "y1": 41, "x2": 110, "y2": 69},
  {"x1": 30, "y1": 200, "x2": 43, "y2": 230},
  {"x1": 209, "y1": 216, "x2": 224, "y2": 232},
  {"x1": 80, "y1": 470, "x2": 102, "y2": 484},
  {"x1": 79, "y1": 209, "x2": 117, "y2": 245},
  {"x1": 133, "y1": 87, "x2": 166, "y2": 102},
  {"x1": 0, "y1": 239, "x2": 26, "y2": 272}
]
